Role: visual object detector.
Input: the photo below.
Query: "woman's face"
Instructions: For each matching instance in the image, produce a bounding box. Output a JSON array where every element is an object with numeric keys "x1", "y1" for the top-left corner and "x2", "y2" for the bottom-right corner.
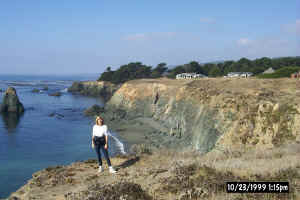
[{"x1": 97, "y1": 118, "x2": 103, "y2": 125}]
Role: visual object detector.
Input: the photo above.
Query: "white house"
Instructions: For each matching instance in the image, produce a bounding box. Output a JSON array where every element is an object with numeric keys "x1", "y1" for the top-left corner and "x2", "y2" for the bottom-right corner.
[
  {"x1": 226, "y1": 72, "x2": 253, "y2": 78},
  {"x1": 176, "y1": 73, "x2": 207, "y2": 79}
]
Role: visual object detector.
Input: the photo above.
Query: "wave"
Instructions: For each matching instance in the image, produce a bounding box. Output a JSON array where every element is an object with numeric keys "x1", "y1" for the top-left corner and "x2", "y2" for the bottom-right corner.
[
  {"x1": 3, "y1": 81, "x2": 39, "y2": 86},
  {"x1": 0, "y1": 80, "x2": 73, "y2": 88},
  {"x1": 60, "y1": 88, "x2": 68, "y2": 93}
]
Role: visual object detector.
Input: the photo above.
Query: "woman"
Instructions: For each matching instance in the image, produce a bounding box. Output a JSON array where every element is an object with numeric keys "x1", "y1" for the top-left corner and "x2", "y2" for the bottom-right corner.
[{"x1": 92, "y1": 116, "x2": 116, "y2": 173}]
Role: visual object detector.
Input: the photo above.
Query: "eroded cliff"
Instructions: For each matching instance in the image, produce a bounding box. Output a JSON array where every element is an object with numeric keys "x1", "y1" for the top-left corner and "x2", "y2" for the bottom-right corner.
[{"x1": 106, "y1": 78, "x2": 300, "y2": 152}]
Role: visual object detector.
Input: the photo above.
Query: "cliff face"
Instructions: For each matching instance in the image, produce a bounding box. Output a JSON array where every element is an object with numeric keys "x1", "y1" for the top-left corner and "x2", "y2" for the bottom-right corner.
[
  {"x1": 107, "y1": 78, "x2": 300, "y2": 152},
  {"x1": 68, "y1": 81, "x2": 119, "y2": 101}
]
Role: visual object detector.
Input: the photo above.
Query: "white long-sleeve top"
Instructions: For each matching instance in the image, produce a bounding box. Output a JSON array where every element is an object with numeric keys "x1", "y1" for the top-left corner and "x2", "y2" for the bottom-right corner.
[{"x1": 92, "y1": 125, "x2": 108, "y2": 137}]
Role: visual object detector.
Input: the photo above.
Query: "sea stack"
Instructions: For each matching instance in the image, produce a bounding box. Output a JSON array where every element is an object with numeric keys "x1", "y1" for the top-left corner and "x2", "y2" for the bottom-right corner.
[{"x1": 0, "y1": 87, "x2": 25, "y2": 114}]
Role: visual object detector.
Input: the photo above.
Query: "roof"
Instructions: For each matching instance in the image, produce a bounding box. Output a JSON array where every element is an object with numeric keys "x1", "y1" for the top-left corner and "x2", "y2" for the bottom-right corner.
[{"x1": 263, "y1": 67, "x2": 275, "y2": 74}]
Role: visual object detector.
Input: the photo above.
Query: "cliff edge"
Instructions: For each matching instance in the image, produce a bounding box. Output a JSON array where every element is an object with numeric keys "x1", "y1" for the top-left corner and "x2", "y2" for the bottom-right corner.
[{"x1": 105, "y1": 78, "x2": 300, "y2": 152}]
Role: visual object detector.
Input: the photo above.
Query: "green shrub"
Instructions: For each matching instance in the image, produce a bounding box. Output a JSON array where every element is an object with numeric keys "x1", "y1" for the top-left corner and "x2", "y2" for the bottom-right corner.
[{"x1": 257, "y1": 66, "x2": 300, "y2": 78}]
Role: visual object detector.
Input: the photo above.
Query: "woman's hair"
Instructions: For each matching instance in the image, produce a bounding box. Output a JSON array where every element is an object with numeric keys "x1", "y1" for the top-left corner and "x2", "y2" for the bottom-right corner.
[{"x1": 95, "y1": 116, "x2": 104, "y2": 125}]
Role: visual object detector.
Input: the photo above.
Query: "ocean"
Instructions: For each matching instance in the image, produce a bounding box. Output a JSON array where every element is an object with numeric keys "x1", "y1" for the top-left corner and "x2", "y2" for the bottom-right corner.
[{"x1": 0, "y1": 74, "x2": 126, "y2": 198}]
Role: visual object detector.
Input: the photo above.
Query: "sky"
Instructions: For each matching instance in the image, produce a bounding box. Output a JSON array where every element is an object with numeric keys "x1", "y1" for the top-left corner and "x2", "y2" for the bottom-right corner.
[{"x1": 0, "y1": 0, "x2": 299, "y2": 75}]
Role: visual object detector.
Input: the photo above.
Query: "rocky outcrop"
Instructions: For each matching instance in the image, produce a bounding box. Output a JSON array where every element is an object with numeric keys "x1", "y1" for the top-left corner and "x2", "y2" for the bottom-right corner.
[
  {"x1": 48, "y1": 92, "x2": 62, "y2": 97},
  {"x1": 48, "y1": 112, "x2": 64, "y2": 119},
  {"x1": 42, "y1": 86, "x2": 48, "y2": 91},
  {"x1": 68, "y1": 81, "x2": 119, "y2": 101},
  {"x1": 31, "y1": 89, "x2": 40, "y2": 93},
  {"x1": 84, "y1": 104, "x2": 104, "y2": 116},
  {"x1": 0, "y1": 87, "x2": 24, "y2": 114},
  {"x1": 105, "y1": 78, "x2": 300, "y2": 152}
]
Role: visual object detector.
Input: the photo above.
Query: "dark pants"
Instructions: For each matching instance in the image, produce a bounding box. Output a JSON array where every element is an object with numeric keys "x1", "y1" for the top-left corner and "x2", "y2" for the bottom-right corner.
[{"x1": 94, "y1": 143, "x2": 112, "y2": 167}]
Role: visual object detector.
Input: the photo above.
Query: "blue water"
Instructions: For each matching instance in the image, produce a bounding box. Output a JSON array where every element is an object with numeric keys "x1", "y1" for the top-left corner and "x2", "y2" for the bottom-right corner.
[{"x1": 0, "y1": 74, "x2": 126, "y2": 198}]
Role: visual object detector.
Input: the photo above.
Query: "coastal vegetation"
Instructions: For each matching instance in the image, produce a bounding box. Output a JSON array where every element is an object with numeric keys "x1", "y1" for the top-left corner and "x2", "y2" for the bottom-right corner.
[
  {"x1": 97, "y1": 56, "x2": 300, "y2": 83},
  {"x1": 98, "y1": 62, "x2": 167, "y2": 84},
  {"x1": 257, "y1": 66, "x2": 300, "y2": 78}
]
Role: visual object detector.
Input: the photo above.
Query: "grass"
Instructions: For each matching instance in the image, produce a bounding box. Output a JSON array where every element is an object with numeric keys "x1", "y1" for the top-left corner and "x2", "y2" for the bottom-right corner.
[{"x1": 159, "y1": 143, "x2": 300, "y2": 199}]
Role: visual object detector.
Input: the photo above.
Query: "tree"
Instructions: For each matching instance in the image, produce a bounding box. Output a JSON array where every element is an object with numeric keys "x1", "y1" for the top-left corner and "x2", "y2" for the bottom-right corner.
[
  {"x1": 223, "y1": 61, "x2": 235, "y2": 75},
  {"x1": 98, "y1": 62, "x2": 153, "y2": 84},
  {"x1": 209, "y1": 66, "x2": 222, "y2": 77},
  {"x1": 106, "y1": 66, "x2": 111, "y2": 72},
  {"x1": 151, "y1": 63, "x2": 168, "y2": 78},
  {"x1": 183, "y1": 61, "x2": 204, "y2": 74},
  {"x1": 202, "y1": 63, "x2": 216, "y2": 76},
  {"x1": 257, "y1": 66, "x2": 300, "y2": 78},
  {"x1": 98, "y1": 56, "x2": 300, "y2": 81},
  {"x1": 167, "y1": 65, "x2": 185, "y2": 78},
  {"x1": 155, "y1": 63, "x2": 168, "y2": 73}
]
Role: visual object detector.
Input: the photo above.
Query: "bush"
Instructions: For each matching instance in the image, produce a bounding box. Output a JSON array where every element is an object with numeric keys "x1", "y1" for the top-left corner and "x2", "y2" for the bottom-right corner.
[
  {"x1": 257, "y1": 66, "x2": 300, "y2": 78},
  {"x1": 98, "y1": 62, "x2": 153, "y2": 84}
]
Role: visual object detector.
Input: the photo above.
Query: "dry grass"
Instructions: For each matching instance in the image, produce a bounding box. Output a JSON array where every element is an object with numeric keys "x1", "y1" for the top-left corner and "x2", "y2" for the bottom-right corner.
[
  {"x1": 127, "y1": 77, "x2": 300, "y2": 105},
  {"x1": 11, "y1": 144, "x2": 300, "y2": 200},
  {"x1": 196, "y1": 143, "x2": 300, "y2": 178},
  {"x1": 147, "y1": 143, "x2": 300, "y2": 199}
]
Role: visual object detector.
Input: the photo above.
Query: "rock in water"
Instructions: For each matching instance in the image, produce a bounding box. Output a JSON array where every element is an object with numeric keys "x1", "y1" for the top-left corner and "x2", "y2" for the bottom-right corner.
[
  {"x1": 84, "y1": 104, "x2": 104, "y2": 116},
  {"x1": 49, "y1": 92, "x2": 62, "y2": 97},
  {"x1": 31, "y1": 88, "x2": 40, "y2": 93},
  {"x1": 0, "y1": 87, "x2": 25, "y2": 113},
  {"x1": 43, "y1": 86, "x2": 48, "y2": 91}
]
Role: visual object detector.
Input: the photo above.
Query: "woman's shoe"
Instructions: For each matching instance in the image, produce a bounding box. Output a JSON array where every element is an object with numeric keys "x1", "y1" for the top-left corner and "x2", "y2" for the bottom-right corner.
[
  {"x1": 109, "y1": 166, "x2": 116, "y2": 173},
  {"x1": 98, "y1": 166, "x2": 103, "y2": 173}
]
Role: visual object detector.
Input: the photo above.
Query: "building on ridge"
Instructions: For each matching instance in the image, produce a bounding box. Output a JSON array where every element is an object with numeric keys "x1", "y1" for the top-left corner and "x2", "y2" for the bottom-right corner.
[
  {"x1": 263, "y1": 67, "x2": 275, "y2": 74},
  {"x1": 176, "y1": 73, "x2": 207, "y2": 79},
  {"x1": 225, "y1": 72, "x2": 253, "y2": 78}
]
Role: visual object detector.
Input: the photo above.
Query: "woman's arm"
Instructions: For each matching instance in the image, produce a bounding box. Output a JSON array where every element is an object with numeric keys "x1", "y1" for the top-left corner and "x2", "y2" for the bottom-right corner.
[
  {"x1": 104, "y1": 125, "x2": 108, "y2": 149},
  {"x1": 104, "y1": 135, "x2": 108, "y2": 149},
  {"x1": 92, "y1": 126, "x2": 95, "y2": 148}
]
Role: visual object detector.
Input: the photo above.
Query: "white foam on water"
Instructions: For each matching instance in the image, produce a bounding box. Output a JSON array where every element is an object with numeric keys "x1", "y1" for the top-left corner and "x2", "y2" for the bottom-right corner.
[
  {"x1": 6, "y1": 81, "x2": 38, "y2": 86},
  {"x1": 107, "y1": 132, "x2": 126, "y2": 154},
  {"x1": 60, "y1": 88, "x2": 68, "y2": 93}
]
